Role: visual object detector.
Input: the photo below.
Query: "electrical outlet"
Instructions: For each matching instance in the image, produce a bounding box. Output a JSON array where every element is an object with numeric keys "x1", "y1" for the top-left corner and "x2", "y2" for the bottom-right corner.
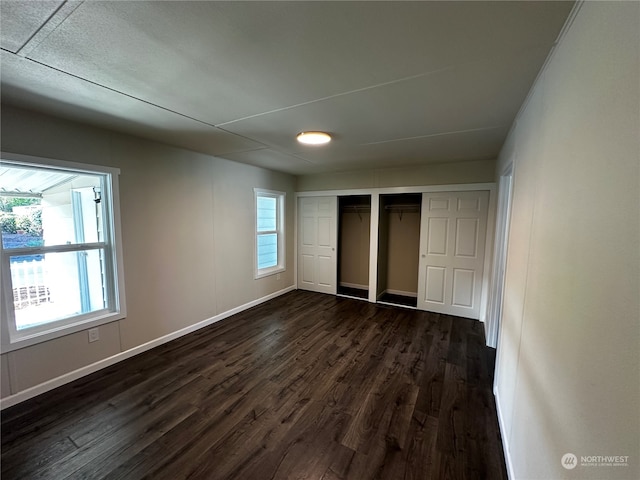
[
  {"x1": 276, "y1": 273, "x2": 281, "y2": 280},
  {"x1": 88, "y1": 328, "x2": 100, "y2": 343}
]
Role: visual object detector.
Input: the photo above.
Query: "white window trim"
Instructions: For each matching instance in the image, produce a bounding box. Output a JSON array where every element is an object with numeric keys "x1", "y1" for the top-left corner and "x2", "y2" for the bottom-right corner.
[
  {"x1": 0, "y1": 152, "x2": 127, "y2": 353},
  {"x1": 254, "y1": 188, "x2": 285, "y2": 279}
]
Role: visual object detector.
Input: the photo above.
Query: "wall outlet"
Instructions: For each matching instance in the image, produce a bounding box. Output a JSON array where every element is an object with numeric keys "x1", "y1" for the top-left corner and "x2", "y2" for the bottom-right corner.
[
  {"x1": 276, "y1": 273, "x2": 281, "y2": 280},
  {"x1": 88, "y1": 328, "x2": 100, "y2": 343}
]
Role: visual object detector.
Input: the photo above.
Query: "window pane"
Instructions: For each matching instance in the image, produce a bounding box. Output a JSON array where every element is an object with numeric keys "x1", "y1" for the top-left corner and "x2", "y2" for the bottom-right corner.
[
  {"x1": 257, "y1": 196, "x2": 277, "y2": 232},
  {"x1": 257, "y1": 233, "x2": 278, "y2": 269},
  {"x1": 9, "y1": 249, "x2": 107, "y2": 330},
  {"x1": 1, "y1": 198, "x2": 43, "y2": 252},
  {"x1": 1, "y1": 166, "x2": 104, "y2": 249}
]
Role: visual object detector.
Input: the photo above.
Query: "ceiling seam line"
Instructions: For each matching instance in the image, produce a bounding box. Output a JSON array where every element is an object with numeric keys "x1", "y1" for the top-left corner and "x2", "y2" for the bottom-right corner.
[
  {"x1": 15, "y1": 0, "x2": 76, "y2": 56},
  {"x1": 215, "y1": 44, "x2": 552, "y2": 127},
  {"x1": 216, "y1": 66, "x2": 457, "y2": 126},
  {"x1": 6, "y1": 53, "x2": 232, "y2": 132},
  {"x1": 360, "y1": 125, "x2": 509, "y2": 146}
]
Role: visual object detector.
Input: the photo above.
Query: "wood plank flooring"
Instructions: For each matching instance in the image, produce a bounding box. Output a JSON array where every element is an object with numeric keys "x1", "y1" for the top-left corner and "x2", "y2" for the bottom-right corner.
[
  {"x1": 377, "y1": 292, "x2": 418, "y2": 308},
  {"x1": 1, "y1": 290, "x2": 507, "y2": 480}
]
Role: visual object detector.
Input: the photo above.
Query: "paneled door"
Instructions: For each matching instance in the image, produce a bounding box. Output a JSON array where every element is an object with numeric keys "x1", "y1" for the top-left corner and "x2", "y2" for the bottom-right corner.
[
  {"x1": 297, "y1": 196, "x2": 337, "y2": 295},
  {"x1": 417, "y1": 191, "x2": 489, "y2": 319}
]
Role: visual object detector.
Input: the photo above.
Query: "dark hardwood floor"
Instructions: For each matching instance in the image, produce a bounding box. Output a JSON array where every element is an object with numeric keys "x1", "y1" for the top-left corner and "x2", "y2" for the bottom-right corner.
[
  {"x1": 336, "y1": 286, "x2": 368, "y2": 300},
  {"x1": 1, "y1": 290, "x2": 507, "y2": 480},
  {"x1": 377, "y1": 292, "x2": 418, "y2": 308}
]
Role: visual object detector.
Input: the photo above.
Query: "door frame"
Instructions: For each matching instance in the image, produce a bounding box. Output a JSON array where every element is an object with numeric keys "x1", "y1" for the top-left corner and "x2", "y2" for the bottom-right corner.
[
  {"x1": 487, "y1": 165, "x2": 514, "y2": 348},
  {"x1": 295, "y1": 183, "x2": 497, "y2": 330}
]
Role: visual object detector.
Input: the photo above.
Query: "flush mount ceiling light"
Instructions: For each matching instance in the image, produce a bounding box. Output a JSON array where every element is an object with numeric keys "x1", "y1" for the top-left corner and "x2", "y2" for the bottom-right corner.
[{"x1": 296, "y1": 131, "x2": 331, "y2": 145}]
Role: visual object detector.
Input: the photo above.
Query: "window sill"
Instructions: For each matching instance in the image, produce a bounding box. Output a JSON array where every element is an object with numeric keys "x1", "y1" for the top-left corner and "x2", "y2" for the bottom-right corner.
[
  {"x1": 0, "y1": 310, "x2": 126, "y2": 353},
  {"x1": 255, "y1": 266, "x2": 285, "y2": 280}
]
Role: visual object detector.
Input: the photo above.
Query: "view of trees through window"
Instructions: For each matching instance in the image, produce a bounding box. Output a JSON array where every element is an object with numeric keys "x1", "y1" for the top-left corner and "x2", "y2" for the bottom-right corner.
[{"x1": 1, "y1": 196, "x2": 44, "y2": 253}]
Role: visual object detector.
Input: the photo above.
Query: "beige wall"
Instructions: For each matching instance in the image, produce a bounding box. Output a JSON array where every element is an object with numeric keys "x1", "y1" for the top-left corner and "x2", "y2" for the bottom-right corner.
[
  {"x1": 376, "y1": 194, "x2": 421, "y2": 297},
  {"x1": 1, "y1": 105, "x2": 295, "y2": 397},
  {"x1": 1, "y1": 354, "x2": 10, "y2": 398},
  {"x1": 296, "y1": 158, "x2": 495, "y2": 192},
  {"x1": 7, "y1": 322, "x2": 121, "y2": 392},
  {"x1": 338, "y1": 212, "x2": 370, "y2": 288},
  {"x1": 494, "y1": 2, "x2": 639, "y2": 479},
  {"x1": 386, "y1": 212, "x2": 420, "y2": 295}
]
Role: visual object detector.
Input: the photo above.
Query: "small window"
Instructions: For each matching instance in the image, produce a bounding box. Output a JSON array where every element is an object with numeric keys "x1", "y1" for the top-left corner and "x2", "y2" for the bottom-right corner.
[
  {"x1": 254, "y1": 188, "x2": 285, "y2": 278},
  {"x1": 1, "y1": 153, "x2": 125, "y2": 351}
]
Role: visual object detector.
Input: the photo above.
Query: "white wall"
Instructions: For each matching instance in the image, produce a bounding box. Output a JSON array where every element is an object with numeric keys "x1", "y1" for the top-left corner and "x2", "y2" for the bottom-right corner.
[
  {"x1": 494, "y1": 2, "x2": 639, "y2": 479},
  {"x1": 1, "y1": 105, "x2": 295, "y2": 399}
]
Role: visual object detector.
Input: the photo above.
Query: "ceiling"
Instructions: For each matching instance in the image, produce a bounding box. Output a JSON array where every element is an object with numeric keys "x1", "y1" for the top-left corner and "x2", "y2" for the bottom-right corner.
[{"x1": 0, "y1": 1, "x2": 574, "y2": 176}]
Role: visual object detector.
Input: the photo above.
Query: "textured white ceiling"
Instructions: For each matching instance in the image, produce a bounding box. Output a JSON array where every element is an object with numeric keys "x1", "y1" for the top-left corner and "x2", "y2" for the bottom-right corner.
[{"x1": 0, "y1": 1, "x2": 574, "y2": 175}]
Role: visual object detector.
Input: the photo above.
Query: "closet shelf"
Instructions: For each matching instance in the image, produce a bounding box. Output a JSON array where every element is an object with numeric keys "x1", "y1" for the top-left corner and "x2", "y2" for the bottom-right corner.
[
  {"x1": 343, "y1": 204, "x2": 371, "y2": 220},
  {"x1": 384, "y1": 204, "x2": 420, "y2": 220}
]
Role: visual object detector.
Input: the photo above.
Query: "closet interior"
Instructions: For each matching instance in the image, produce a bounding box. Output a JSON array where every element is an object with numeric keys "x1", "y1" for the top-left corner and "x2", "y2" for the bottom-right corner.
[
  {"x1": 376, "y1": 193, "x2": 422, "y2": 308},
  {"x1": 337, "y1": 195, "x2": 371, "y2": 299}
]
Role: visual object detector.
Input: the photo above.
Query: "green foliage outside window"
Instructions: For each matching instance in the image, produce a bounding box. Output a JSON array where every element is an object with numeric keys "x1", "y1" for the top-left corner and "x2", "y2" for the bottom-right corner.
[{"x1": 0, "y1": 197, "x2": 43, "y2": 235}]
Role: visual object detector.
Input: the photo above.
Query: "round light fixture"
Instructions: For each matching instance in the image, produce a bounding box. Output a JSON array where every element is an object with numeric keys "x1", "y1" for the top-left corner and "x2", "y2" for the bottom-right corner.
[{"x1": 296, "y1": 131, "x2": 331, "y2": 145}]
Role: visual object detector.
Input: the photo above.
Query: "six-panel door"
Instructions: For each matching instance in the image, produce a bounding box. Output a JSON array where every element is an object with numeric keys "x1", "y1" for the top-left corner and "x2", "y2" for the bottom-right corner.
[
  {"x1": 417, "y1": 191, "x2": 489, "y2": 319},
  {"x1": 297, "y1": 196, "x2": 337, "y2": 295}
]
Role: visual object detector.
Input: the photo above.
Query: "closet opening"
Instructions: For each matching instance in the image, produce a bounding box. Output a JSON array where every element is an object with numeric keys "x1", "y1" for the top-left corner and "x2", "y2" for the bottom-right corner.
[
  {"x1": 337, "y1": 195, "x2": 371, "y2": 300},
  {"x1": 377, "y1": 193, "x2": 422, "y2": 308}
]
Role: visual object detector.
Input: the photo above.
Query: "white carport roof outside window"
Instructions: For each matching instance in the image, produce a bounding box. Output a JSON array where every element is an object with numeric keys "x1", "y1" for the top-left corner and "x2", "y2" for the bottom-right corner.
[{"x1": 0, "y1": 165, "x2": 78, "y2": 197}]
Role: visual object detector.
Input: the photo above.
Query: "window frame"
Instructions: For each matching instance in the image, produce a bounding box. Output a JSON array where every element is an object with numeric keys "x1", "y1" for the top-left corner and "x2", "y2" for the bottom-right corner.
[
  {"x1": 0, "y1": 152, "x2": 126, "y2": 353},
  {"x1": 254, "y1": 188, "x2": 285, "y2": 279}
]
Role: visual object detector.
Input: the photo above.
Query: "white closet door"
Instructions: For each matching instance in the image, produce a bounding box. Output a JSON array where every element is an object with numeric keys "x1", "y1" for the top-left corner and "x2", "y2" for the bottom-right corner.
[
  {"x1": 297, "y1": 196, "x2": 337, "y2": 295},
  {"x1": 417, "y1": 191, "x2": 489, "y2": 319}
]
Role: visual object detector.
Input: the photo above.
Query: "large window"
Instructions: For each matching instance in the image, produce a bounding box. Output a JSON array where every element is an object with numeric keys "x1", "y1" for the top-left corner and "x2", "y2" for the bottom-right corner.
[
  {"x1": 1, "y1": 153, "x2": 125, "y2": 351},
  {"x1": 254, "y1": 188, "x2": 285, "y2": 278}
]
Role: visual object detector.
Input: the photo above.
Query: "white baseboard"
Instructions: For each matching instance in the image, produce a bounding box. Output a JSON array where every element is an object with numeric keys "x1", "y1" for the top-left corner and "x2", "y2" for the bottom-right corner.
[
  {"x1": 494, "y1": 387, "x2": 515, "y2": 479},
  {"x1": 378, "y1": 289, "x2": 418, "y2": 299},
  {"x1": 0, "y1": 285, "x2": 295, "y2": 410},
  {"x1": 338, "y1": 282, "x2": 368, "y2": 290}
]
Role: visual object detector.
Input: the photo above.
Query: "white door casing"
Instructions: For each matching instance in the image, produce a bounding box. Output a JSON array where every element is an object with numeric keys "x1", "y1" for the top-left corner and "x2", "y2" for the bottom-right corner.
[
  {"x1": 487, "y1": 171, "x2": 513, "y2": 348},
  {"x1": 297, "y1": 196, "x2": 337, "y2": 295},
  {"x1": 417, "y1": 191, "x2": 489, "y2": 319}
]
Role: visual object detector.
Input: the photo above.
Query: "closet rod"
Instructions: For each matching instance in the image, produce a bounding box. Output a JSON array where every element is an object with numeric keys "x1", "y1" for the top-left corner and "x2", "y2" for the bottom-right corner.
[
  {"x1": 384, "y1": 204, "x2": 420, "y2": 210},
  {"x1": 344, "y1": 204, "x2": 370, "y2": 221},
  {"x1": 384, "y1": 204, "x2": 420, "y2": 221}
]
